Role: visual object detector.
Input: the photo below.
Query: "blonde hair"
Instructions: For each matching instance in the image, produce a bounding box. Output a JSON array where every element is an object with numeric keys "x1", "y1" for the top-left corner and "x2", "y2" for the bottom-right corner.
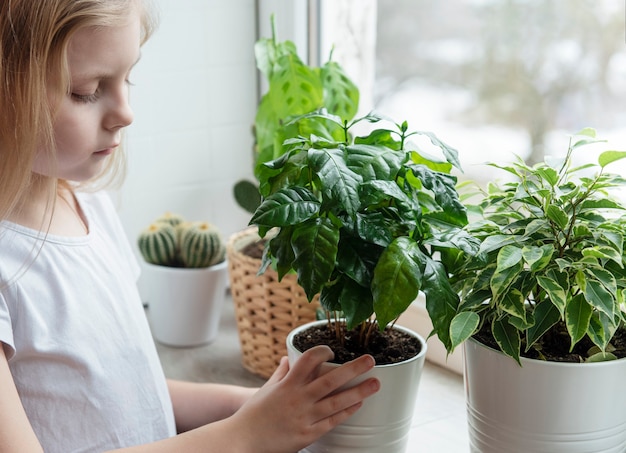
[{"x1": 0, "y1": 0, "x2": 157, "y2": 222}]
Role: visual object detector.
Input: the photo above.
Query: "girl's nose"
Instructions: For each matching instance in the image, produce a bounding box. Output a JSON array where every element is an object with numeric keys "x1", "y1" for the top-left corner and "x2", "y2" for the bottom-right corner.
[{"x1": 104, "y1": 87, "x2": 134, "y2": 131}]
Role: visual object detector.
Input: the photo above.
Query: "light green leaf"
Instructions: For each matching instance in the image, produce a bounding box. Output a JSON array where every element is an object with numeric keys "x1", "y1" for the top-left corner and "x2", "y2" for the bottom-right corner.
[
  {"x1": 450, "y1": 312, "x2": 480, "y2": 351},
  {"x1": 522, "y1": 244, "x2": 554, "y2": 272},
  {"x1": 320, "y1": 61, "x2": 359, "y2": 122},
  {"x1": 586, "y1": 351, "x2": 618, "y2": 362},
  {"x1": 581, "y1": 246, "x2": 623, "y2": 267},
  {"x1": 598, "y1": 151, "x2": 626, "y2": 169},
  {"x1": 536, "y1": 167, "x2": 558, "y2": 187},
  {"x1": 496, "y1": 245, "x2": 523, "y2": 272},
  {"x1": 479, "y1": 234, "x2": 521, "y2": 255},
  {"x1": 574, "y1": 127, "x2": 596, "y2": 138},
  {"x1": 500, "y1": 288, "x2": 526, "y2": 321}
]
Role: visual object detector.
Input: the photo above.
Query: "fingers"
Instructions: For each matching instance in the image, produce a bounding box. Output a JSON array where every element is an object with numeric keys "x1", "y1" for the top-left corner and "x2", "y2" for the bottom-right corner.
[
  {"x1": 266, "y1": 356, "x2": 290, "y2": 385},
  {"x1": 286, "y1": 345, "x2": 335, "y2": 383},
  {"x1": 307, "y1": 353, "x2": 375, "y2": 398},
  {"x1": 311, "y1": 376, "x2": 380, "y2": 426}
]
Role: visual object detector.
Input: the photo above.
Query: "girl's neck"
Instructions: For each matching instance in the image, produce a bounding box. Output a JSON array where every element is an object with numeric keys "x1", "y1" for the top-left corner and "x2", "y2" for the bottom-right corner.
[{"x1": 8, "y1": 175, "x2": 89, "y2": 236}]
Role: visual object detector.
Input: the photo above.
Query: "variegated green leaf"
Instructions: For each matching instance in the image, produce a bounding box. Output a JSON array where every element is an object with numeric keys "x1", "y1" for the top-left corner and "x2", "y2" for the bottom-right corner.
[
  {"x1": 492, "y1": 317, "x2": 521, "y2": 364},
  {"x1": 450, "y1": 312, "x2": 480, "y2": 351},
  {"x1": 536, "y1": 275, "x2": 567, "y2": 316},
  {"x1": 496, "y1": 245, "x2": 523, "y2": 271},
  {"x1": 526, "y1": 300, "x2": 560, "y2": 351},
  {"x1": 583, "y1": 279, "x2": 615, "y2": 319},
  {"x1": 522, "y1": 244, "x2": 554, "y2": 272},
  {"x1": 565, "y1": 294, "x2": 593, "y2": 351},
  {"x1": 491, "y1": 260, "x2": 523, "y2": 301}
]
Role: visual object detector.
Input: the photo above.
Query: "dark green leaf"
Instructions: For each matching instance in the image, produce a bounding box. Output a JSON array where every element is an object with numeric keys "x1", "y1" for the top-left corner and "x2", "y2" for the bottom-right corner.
[
  {"x1": 337, "y1": 277, "x2": 374, "y2": 329},
  {"x1": 269, "y1": 227, "x2": 296, "y2": 279},
  {"x1": 372, "y1": 237, "x2": 424, "y2": 328},
  {"x1": 345, "y1": 144, "x2": 404, "y2": 181},
  {"x1": 250, "y1": 187, "x2": 320, "y2": 228},
  {"x1": 546, "y1": 205, "x2": 569, "y2": 230},
  {"x1": 409, "y1": 165, "x2": 467, "y2": 224},
  {"x1": 525, "y1": 299, "x2": 561, "y2": 351},
  {"x1": 292, "y1": 217, "x2": 340, "y2": 301},
  {"x1": 308, "y1": 147, "x2": 362, "y2": 216},
  {"x1": 424, "y1": 258, "x2": 461, "y2": 351}
]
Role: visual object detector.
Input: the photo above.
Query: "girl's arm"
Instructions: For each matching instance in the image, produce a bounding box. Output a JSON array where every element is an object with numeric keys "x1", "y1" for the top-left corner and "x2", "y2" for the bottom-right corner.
[
  {"x1": 0, "y1": 345, "x2": 44, "y2": 453},
  {"x1": 166, "y1": 379, "x2": 257, "y2": 433},
  {"x1": 0, "y1": 344, "x2": 378, "y2": 453},
  {"x1": 119, "y1": 345, "x2": 379, "y2": 453}
]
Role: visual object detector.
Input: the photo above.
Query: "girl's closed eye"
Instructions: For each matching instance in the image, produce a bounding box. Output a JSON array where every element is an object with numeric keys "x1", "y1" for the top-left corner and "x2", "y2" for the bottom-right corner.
[{"x1": 71, "y1": 91, "x2": 100, "y2": 104}]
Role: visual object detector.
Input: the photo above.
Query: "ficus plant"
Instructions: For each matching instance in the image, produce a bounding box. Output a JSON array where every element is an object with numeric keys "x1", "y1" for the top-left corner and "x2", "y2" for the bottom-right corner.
[
  {"x1": 233, "y1": 16, "x2": 359, "y2": 214},
  {"x1": 249, "y1": 110, "x2": 477, "y2": 347},
  {"x1": 445, "y1": 128, "x2": 626, "y2": 364}
]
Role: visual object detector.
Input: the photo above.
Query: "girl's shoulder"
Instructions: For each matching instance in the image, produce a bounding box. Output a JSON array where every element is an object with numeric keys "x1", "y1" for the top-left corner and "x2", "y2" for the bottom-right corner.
[{"x1": 75, "y1": 190, "x2": 123, "y2": 237}]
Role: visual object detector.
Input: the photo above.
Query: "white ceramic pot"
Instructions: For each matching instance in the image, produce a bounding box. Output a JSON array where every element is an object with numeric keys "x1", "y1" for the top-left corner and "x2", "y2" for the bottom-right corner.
[
  {"x1": 464, "y1": 337, "x2": 626, "y2": 452},
  {"x1": 287, "y1": 320, "x2": 427, "y2": 453},
  {"x1": 144, "y1": 260, "x2": 228, "y2": 347}
]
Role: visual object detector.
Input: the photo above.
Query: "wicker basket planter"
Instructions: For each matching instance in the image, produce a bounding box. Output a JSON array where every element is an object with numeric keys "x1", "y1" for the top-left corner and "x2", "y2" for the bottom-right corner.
[{"x1": 226, "y1": 227, "x2": 320, "y2": 379}]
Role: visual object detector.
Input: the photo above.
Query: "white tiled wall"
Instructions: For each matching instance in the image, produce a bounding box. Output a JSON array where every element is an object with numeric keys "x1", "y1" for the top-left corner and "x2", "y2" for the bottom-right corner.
[{"x1": 115, "y1": 0, "x2": 258, "y2": 252}]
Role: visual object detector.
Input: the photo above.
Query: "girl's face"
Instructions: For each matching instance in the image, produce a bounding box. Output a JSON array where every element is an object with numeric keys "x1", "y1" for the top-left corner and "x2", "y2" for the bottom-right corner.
[{"x1": 33, "y1": 10, "x2": 142, "y2": 182}]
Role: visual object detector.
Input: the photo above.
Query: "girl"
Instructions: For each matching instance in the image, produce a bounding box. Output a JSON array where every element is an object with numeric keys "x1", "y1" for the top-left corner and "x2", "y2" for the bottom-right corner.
[{"x1": 0, "y1": 1, "x2": 380, "y2": 452}]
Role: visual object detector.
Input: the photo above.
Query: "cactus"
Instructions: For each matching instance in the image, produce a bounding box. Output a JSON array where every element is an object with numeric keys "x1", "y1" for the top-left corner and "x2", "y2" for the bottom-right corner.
[
  {"x1": 156, "y1": 211, "x2": 185, "y2": 228},
  {"x1": 137, "y1": 222, "x2": 178, "y2": 266},
  {"x1": 139, "y1": 213, "x2": 226, "y2": 268},
  {"x1": 179, "y1": 221, "x2": 226, "y2": 268}
]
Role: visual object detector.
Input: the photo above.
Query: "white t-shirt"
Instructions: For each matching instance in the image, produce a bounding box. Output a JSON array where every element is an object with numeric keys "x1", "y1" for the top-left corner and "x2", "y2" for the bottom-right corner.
[{"x1": 0, "y1": 191, "x2": 176, "y2": 452}]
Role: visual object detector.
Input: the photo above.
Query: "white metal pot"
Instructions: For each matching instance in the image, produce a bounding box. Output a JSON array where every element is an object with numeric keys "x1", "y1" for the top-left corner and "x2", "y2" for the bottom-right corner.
[
  {"x1": 144, "y1": 260, "x2": 228, "y2": 347},
  {"x1": 464, "y1": 337, "x2": 626, "y2": 452},
  {"x1": 287, "y1": 320, "x2": 427, "y2": 453}
]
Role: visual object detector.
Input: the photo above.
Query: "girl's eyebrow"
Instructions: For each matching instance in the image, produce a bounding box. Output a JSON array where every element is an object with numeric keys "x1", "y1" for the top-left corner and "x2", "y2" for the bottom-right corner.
[{"x1": 74, "y1": 53, "x2": 142, "y2": 82}]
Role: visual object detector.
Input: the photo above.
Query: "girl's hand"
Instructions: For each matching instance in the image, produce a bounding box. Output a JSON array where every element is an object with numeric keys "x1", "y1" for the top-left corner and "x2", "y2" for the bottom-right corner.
[{"x1": 228, "y1": 345, "x2": 380, "y2": 453}]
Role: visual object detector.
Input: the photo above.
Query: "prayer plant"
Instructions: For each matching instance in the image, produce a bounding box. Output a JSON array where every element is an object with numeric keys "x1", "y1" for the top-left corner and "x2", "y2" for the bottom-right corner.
[
  {"x1": 249, "y1": 110, "x2": 478, "y2": 347},
  {"x1": 233, "y1": 17, "x2": 359, "y2": 214},
  {"x1": 445, "y1": 128, "x2": 626, "y2": 364}
]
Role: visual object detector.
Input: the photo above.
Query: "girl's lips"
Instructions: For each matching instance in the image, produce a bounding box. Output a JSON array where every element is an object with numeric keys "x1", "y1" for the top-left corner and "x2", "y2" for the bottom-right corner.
[{"x1": 94, "y1": 145, "x2": 117, "y2": 156}]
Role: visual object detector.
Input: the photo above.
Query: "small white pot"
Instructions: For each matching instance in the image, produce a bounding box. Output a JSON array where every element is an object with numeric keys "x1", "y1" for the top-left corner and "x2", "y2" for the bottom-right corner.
[
  {"x1": 144, "y1": 260, "x2": 228, "y2": 347},
  {"x1": 464, "y1": 337, "x2": 626, "y2": 452},
  {"x1": 287, "y1": 320, "x2": 427, "y2": 453}
]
